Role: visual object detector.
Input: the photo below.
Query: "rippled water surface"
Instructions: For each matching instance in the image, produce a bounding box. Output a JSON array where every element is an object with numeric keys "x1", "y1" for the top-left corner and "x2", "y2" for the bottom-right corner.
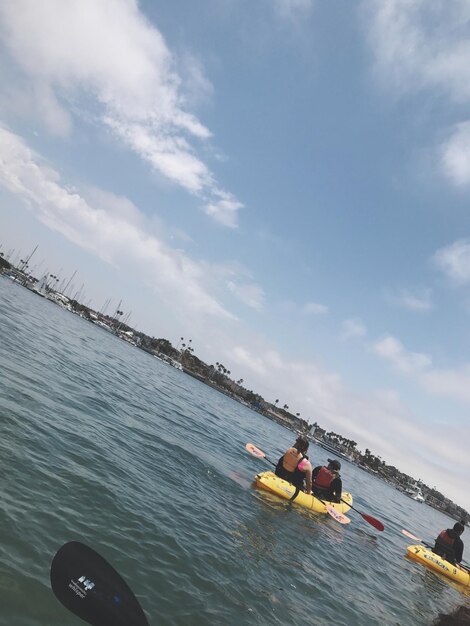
[{"x1": 0, "y1": 276, "x2": 467, "y2": 625}]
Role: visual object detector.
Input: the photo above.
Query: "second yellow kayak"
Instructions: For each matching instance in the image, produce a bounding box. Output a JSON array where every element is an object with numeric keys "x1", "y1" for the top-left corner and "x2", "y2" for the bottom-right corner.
[
  {"x1": 406, "y1": 544, "x2": 470, "y2": 586},
  {"x1": 255, "y1": 470, "x2": 353, "y2": 514}
]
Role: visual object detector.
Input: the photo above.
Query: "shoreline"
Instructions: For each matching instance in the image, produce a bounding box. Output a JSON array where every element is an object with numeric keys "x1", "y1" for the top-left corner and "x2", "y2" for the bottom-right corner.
[{"x1": 1, "y1": 268, "x2": 468, "y2": 522}]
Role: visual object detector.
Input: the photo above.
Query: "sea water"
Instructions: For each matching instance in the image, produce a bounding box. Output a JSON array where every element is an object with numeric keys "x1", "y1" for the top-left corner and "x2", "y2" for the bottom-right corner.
[{"x1": 0, "y1": 276, "x2": 466, "y2": 625}]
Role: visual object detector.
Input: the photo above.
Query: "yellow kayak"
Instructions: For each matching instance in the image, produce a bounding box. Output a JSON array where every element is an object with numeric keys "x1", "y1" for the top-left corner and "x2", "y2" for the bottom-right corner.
[
  {"x1": 407, "y1": 544, "x2": 470, "y2": 586},
  {"x1": 254, "y1": 470, "x2": 353, "y2": 514}
]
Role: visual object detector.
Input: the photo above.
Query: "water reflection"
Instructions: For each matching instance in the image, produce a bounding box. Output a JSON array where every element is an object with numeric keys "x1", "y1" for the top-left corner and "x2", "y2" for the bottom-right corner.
[
  {"x1": 352, "y1": 526, "x2": 380, "y2": 548},
  {"x1": 405, "y1": 555, "x2": 470, "y2": 599}
]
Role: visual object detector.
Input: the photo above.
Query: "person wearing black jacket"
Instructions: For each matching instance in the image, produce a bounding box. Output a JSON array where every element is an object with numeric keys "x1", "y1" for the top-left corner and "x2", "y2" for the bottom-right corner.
[
  {"x1": 433, "y1": 522, "x2": 465, "y2": 564},
  {"x1": 311, "y1": 459, "x2": 342, "y2": 503}
]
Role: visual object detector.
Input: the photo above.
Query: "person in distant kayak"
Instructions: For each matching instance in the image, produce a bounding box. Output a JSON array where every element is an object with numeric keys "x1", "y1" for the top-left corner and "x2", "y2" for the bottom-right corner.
[
  {"x1": 275, "y1": 436, "x2": 313, "y2": 494},
  {"x1": 311, "y1": 459, "x2": 342, "y2": 503},
  {"x1": 433, "y1": 522, "x2": 465, "y2": 564}
]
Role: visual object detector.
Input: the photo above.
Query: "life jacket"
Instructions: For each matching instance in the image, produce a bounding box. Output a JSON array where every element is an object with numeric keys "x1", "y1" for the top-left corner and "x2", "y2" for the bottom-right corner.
[
  {"x1": 275, "y1": 453, "x2": 308, "y2": 489},
  {"x1": 313, "y1": 466, "x2": 336, "y2": 489},
  {"x1": 437, "y1": 530, "x2": 455, "y2": 547},
  {"x1": 434, "y1": 529, "x2": 458, "y2": 563}
]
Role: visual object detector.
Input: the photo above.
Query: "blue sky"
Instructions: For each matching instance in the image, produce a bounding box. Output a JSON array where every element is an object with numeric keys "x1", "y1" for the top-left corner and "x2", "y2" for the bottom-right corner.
[{"x1": 1, "y1": 0, "x2": 470, "y2": 511}]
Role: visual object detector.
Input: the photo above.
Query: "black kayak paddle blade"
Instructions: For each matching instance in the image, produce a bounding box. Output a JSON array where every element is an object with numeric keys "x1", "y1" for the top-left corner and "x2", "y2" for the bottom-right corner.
[{"x1": 50, "y1": 541, "x2": 149, "y2": 626}]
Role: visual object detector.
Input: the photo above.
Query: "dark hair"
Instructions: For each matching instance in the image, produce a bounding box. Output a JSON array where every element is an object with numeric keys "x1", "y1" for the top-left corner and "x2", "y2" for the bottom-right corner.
[
  {"x1": 328, "y1": 459, "x2": 341, "y2": 471},
  {"x1": 294, "y1": 436, "x2": 309, "y2": 454},
  {"x1": 453, "y1": 522, "x2": 465, "y2": 534}
]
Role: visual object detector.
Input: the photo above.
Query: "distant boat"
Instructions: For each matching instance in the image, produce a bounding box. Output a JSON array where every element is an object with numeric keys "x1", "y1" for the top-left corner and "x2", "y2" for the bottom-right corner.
[
  {"x1": 310, "y1": 437, "x2": 355, "y2": 463},
  {"x1": 169, "y1": 359, "x2": 183, "y2": 371},
  {"x1": 30, "y1": 274, "x2": 48, "y2": 297},
  {"x1": 357, "y1": 464, "x2": 379, "y2": 474},
  {"x1": 93, "y1": 320, "x2": 114, "y2": 332},
  {"x1": 157, "y1": 356, "x2": 183, "y2": 370},
  {"x1": 403, "y1": 483, "x2": 425, "y2": 503}
]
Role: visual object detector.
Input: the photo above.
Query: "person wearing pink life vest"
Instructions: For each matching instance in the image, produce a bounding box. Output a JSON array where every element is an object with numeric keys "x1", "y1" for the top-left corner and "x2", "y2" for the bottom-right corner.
[
  {"x1": 311, "y1": 459, "x2": 343, "y2": 503},
  {"x1": 433, "y1": 522, "x2": 465, "y2": 564},
  {"x1": 274, "y1": 436, "x2": 313, "y2": 494}
]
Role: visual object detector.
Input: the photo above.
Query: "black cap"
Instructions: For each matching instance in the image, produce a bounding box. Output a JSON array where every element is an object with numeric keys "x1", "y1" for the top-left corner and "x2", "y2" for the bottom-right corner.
[
  {"x1": 454, "y1": 522, "x2": 465, "y2": 533},
  {"x1": 327, "y1": 458, "x2": 341, "y2": 470}
]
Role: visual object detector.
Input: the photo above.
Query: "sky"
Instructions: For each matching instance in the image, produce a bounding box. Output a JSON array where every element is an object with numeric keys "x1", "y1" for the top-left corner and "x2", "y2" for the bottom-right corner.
[{"x1": 1, "y1": 0, "x2": 470, "y2": 512}]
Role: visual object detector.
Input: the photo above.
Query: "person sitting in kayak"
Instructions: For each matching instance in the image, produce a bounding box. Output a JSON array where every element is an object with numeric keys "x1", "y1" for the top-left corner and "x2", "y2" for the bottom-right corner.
[
  {"x1": 275, "y1": 436, "x2": 312, "y2": 494},
  {"x1": 433, "y1": 522, "x2": 465, "y2": 564},
  {"x1": 311, "y1": 459, "x2": 342, "y2": 503}
]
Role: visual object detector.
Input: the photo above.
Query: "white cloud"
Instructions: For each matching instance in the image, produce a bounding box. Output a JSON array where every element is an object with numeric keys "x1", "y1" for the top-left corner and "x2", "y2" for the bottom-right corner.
[
  {"x1": 303, "y1": 301, "x2": 328, "y2": 315},
  {"x1": 0, "y1": 0, "x2": 243, "y2": 225},
  {"x1": 364, "y1": 0, "x2": 470, "y2": 99},
  {"x1": 177, "y1": 51, "x2": 215, "y2": 108},
  {"x1": 204, "y1": 191, "x2": 243, "y2": 229},
  {"x1": 340, "y1": 317, "x2": 367, "y2": 340},
  {"x1": 231, "y1": 344, "x2": 343, "y2": 411},
  {"x1": 226, "y1": 280, "x2": 265, "y2": 311},
  {"x1": 387, "y1": 287, "x2": 433, "y2": 312},
  {"x1": 440, "y1": 121, "x2": 470, "y2": 186},
  {"x1": 0, "y1": 126, "x2": 235, "y2": 319},
  {"x1": 420, "y1": 365, "x2": 470, "y2": 405},
  {"x1": 33, "y1": 83, "x2": 73, "y2": 137},
  {"x1": 434, "y1": 239, "x2": 470, "y2": 284},
  {"x1": 364, "y1": 0, "x2": 470, "y2": 187},
  {"x1": 372, "y1": 335, "x2": 431, "y2": 374},
  {"x1": 83, "y1": 186, "x2": 145, "y2": 227},
  {"x1": 231, "y1": 346, "x2": 270, "y2": 376},
  {"x1": 371, "y1": 331, "x2": 470, "y2": 411}
]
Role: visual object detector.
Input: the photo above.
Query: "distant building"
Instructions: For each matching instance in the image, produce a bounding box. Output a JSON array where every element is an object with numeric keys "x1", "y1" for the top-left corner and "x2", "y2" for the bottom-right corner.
[{"x1": 309, "y1": 425, "x2": 325, "y2": 438}]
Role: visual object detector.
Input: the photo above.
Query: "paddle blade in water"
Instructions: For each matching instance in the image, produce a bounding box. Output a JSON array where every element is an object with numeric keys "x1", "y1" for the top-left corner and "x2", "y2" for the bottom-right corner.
[
  {"x1": 246, "y1": 443, "x2": 266, "y2": 458},
  {"x1": 402, "y1": 529, "x2": 422, "y2": 542},
  {"x1": 326, "y1": 505, "x2": 351, "y2": 524},
  {"x1": 363, "y1": 514, "x2": 384, "y2": 532},
  {"x1": 50, "y1": 541, "x2": 149, "y2": 626},
  {"x1": 341, "y1": 499, "x2": 384, "y2": 532}
]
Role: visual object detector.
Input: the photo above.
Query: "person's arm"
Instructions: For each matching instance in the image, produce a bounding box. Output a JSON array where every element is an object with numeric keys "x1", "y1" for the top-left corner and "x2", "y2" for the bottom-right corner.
[
  {"x1": 331, "y1": 477, "x2": 342, "y2": 503},
  {"x1": 304, "y1": 462, "x2": 313, "y2": 494},
  {"x1": 274, "y1": 454, "x2": 284, "y2": 475},
  {"x1": 454, "y1": 538, "x2": 464, "y2": 564}
]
